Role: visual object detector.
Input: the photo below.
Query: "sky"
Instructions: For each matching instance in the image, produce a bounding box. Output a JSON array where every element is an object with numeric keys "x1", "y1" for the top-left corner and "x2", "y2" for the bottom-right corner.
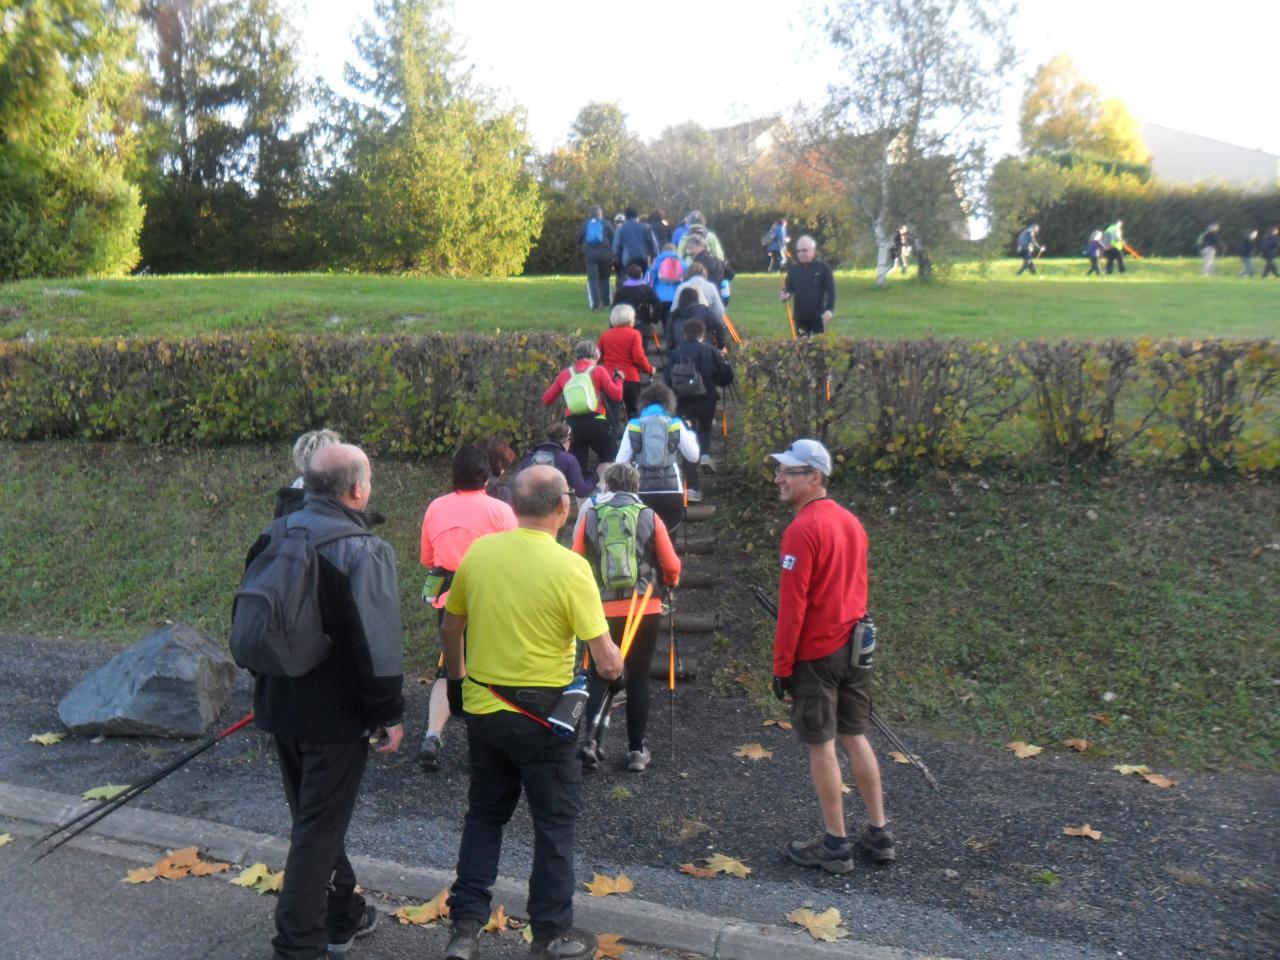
[{"x1": 297, "y1": 0, "x2": 1280, "y2": 158}]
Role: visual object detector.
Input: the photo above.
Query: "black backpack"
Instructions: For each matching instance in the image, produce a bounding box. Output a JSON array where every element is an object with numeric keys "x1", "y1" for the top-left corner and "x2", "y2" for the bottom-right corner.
[
  {"x1": 229, "y1": 515, "x2": 371, "y2": 677},
  {"x1": 669, "y1": 356, "x2": 706, "y2": 397}
]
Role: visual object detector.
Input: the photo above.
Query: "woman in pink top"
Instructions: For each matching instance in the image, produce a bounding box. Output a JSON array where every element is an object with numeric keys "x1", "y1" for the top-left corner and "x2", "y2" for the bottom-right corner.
[
  {"x1": 417, "y1": 444, "x2": 517, "y2": 772},
  {"x1": 597, "y1": 303, "x2": 653, "y2": 420}
]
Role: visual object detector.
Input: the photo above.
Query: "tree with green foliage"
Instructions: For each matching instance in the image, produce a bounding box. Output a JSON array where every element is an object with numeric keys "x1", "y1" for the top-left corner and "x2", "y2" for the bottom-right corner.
[
  {"x1": 1020, "y1": 54, "x2": 1148, "y2": 165},
  {"x1": 804, "y1": 0, "x2": 1017, "y2": 285},
  {"x1": 321, "y1": 0, "x2": 543, "y2": 275},
  {"x1": 136, "y1": 0, "x2": 311, "y2": 272},
  {"x1": 542, "y1": 102, "x2": 633, "y2": 213},
  {"x1": 0, "y1": 0, "x2": 145, "y2": 280}
]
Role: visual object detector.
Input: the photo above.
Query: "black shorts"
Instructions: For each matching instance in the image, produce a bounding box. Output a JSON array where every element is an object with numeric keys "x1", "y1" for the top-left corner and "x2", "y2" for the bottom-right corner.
[{"x1": 789, "y1": 643, "x2": 872, "y2": 743}]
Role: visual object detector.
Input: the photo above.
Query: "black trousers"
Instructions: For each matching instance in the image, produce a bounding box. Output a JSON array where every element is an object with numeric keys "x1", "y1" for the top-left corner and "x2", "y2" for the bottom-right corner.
[
  {"x1": 796, "y1": 313, "x2": 825, "y2": 336},
  {"x1": 584, "y1": 612, "x2": 661, "y2": 751},
  {"x1": 566, "y1": 413, "x2": 616, "y2": 478},
  {"x1": 676, "y1": 395, "x2": 716, "y2": 491},
  {"x1": 1263, "y1": 257, "x2": 1278, "y2": 278},
  {"x1": 585, "y1": 249, "x2": 612, "y2": 310},
  {"x1": 272, "y1": 736, "x2": 369, "y2": 960},
  {"x1": 1086, "y1": 255, "x2": 1101, "y2": 276},
  {"x1": 1105, "y1": 249, "x2": 1125, "y2": 274},
  {"x1": 449, "y1": 711, "x2": 582, "y2": 942},
  {"x1": 1017, "y1": 251, "x2": 1036, "y2": 275}
]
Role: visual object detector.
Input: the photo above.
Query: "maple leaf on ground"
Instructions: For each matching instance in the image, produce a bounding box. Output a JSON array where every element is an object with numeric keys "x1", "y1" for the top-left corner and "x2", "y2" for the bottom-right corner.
[
  {"x1": 254, "y1": 870, "x2": 284, "y2": 895},
  {"x1": 762, "y1": 719, "x2": 792, "y2": 730},
  {"x1": 190, "y1": 860, "x2": 231, "y2": 876},
  {"x1": 28, "y1": 732, "x2": 65, "y2": 746},
  {"x1": 705, "y1": 853, "x2": 752, "y2": 878},
  {"x1": 595, "y1": 932, "x2": 626, "y2": 958},
  {"x1": 678, "y1": 863, "x2": 716, "y2": 879},
  {"x1": 584, "y1": 873, "x2": 633, "y2": 897},
  {"x1": 887, "y1": 751, "x2": 919, "y2": 764},
  {"x1": 395, "y1": 889, "x2": 450, "y2": 925},
  {"x1": 786, "y1": 907, "x2": 850, "y2": 942},
  {"x1": 1112, "y1": 764, "x2": 1152, "y2": 776},
  {"x1": 0, "y1": 833, "x2": 12, "y2": 847},
  {"x1": 1063, "y1": 824, "x2": 1103, "y2": 841},
  {"x1": 1006, "y1": 741, "x2": 1042, "y2": 759},
  {"x1": 230, "y1": 863, "x2": 272, "y2": 888},
  {"x1": 1142, "y1": 772, "x2": 1177, "y2": 788},
  {"x1": 733, "y1": 743, "x2": 772, "y2": 761},
  {"x1": 1061, "y1": 739, "x2": 1091, "y2": 752},
  {"x1": 484, "y1": 905, "x2": 511, "y2": 933},
  {"x1": 81, "y1": 784, "x2": 130, "y2": 801},
  {"x1": 1090, "y1": 713, "x2": 1113, "y2": 726},
  {"x1": 123, "y1": 866, "x2": 158, "y2": 884}
]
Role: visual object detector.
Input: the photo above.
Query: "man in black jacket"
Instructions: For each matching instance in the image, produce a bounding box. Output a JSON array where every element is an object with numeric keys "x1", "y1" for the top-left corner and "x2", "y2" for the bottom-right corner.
[
  {"x1": 781, "y1": 236, "x2": 836, "y2": 336},
  {"x1": 665, "y1": 318, "x2": 734, "y2": 497},
  {"x1": 246, "y1": 443, "x2": 404, "y2": 960},
  {"x1": 1262, "y1": 227, "x2": 1280, "y2": 278},
  {"x1": 579, "y1": 205, "x2": 615, "y2": 312}
]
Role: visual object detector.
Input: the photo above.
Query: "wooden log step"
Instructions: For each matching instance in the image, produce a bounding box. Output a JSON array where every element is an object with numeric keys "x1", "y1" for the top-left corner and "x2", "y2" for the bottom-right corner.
[
  {"x1": 675, "y1": 535, "x2": 716, "y2": 555},
  {"x1": 660, "y1": 612, "x2": 717, "y2": 634},
  {"x1": 647, "y1": 656, "x2": 697, "y2": 682},
  {"x1": 683, "y1": 503, "x2": 716, "y2": 522},
  {"x1": 675, "y1": 570, "x2": 717, "y2": 590}
]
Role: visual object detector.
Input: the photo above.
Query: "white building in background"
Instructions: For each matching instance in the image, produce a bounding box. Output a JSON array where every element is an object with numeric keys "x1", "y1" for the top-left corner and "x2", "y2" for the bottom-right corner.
[{"x1": 1142, "y1": 123, "x2": 1279, "y2": 190}]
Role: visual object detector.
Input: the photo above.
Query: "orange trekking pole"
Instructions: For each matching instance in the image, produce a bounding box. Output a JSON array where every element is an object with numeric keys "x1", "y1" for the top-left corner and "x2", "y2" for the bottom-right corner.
[
  {"x1": 723, "y1": 313, "x2": 743, "y2": 345},
  {"x1": 1123, "y1": 243, "x2": 1143, "y2": 260}
]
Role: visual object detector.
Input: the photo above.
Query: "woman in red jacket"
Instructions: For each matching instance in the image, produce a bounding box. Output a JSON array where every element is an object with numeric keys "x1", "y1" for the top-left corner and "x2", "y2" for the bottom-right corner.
[
  {"x1": 543, "y1": 339, "x2": 625, "y2": 478},
  {"x1": 597, "y1": 303, "x2": 653, "y2": 420}
]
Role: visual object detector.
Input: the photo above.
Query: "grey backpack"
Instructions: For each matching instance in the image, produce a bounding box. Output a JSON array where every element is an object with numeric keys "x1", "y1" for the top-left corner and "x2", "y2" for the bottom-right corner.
[{"x1": 229, "y1": 516, "x2": 370, "y2": 677}]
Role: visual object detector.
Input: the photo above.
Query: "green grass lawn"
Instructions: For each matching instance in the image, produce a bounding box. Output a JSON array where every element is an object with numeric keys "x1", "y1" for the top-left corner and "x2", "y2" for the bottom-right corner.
[
  {"x1": 2, "y1": 258, "x2": 1276, "y2": 340},
  {"x1": 2, "y1": 441, "x2": 1275, "y2": 771}
]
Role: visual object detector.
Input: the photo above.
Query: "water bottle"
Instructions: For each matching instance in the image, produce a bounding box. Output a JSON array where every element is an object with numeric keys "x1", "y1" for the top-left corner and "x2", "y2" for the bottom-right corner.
[
  {"x1": 546, "y1": 673, "x2": 589, "y2": 739},
  {"x1": 852, "y1": 616, "x2": 876, "y2": 669}
]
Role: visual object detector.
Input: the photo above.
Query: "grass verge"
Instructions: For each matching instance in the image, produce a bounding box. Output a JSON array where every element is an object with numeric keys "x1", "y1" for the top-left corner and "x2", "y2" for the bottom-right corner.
[{"x1": 1, "y1": 441, "x2": 1276, "y2": 770}]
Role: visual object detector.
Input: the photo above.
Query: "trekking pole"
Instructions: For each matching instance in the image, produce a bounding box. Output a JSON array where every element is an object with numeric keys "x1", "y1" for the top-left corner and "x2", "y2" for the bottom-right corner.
[
  {"x1": 746, "y1": 585, "x2": 940, "y2": 794},
  {"x1": 723, "y1": 313, "x2": 743, "y2": 346},
  {"x1": 668, "y1": 589, "x2": 677, "y2": 764},
  {"x1": 32, "y1": 711, "x2": 256, "y2": 862},
  {"x1": 785, "y1": 301, "x2": 797, "y2": 339},
  {"x1": 587, "y1": 587, "x2": 643, "y2": 745}
]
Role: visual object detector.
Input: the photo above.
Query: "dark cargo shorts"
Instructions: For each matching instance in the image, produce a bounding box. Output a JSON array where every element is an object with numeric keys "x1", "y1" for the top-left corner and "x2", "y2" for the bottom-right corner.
[{"x1": 789, "y1": 642, "x2": 873, "y2": 744}]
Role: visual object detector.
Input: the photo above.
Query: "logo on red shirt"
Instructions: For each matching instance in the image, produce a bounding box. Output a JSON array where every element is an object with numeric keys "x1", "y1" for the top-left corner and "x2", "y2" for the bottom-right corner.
[{"x1": 781, "y1": 554, "x2": 796, "y2": 570}]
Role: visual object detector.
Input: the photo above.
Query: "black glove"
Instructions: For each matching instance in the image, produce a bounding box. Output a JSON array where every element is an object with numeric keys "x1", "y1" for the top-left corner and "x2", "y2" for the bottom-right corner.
[
  {"x1": 608, "y1": 667, "x2": 628, "y2": 694},
  {"x1": 446, "y1": 678, "x2": 465, "y2": 717},
  {"x1": 772, "y1": 675, "x2": 793, "y2": 701}
]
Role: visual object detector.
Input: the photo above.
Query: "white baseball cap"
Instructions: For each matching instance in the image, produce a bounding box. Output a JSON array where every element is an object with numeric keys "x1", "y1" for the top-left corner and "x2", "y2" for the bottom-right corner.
[{"x1": 767, "y1": 438, "x2": 833, "y2": 475}]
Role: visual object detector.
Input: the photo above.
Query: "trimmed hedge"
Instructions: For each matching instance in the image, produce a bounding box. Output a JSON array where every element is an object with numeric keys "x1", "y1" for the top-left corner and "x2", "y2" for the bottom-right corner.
[{"x1": 2, "y1": 333, "x2": 1276, "y2": 473}]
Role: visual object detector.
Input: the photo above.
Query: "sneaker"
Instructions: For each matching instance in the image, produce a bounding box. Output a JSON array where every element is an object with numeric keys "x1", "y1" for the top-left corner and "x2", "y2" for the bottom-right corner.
[
  {"x1": 445, "y1": 917, "x2": 483, "y2": 960},
  {"x1": 528, "y1": 929, "x2": 598, "y2": 960},
  {"x1": 578, "y1": 738, "x2": 601, "y2": 771},
  {"x1": 783, "y1": 834, "x2": 854, "y2": 874},
  {"x1": 626, "y1": 745, "x2": 651, "y2": 773},
  {"x1": 327, "y1": 904, "x2": 379, "y2": 954},
  {"x1": 418, "y1": 733, "x2": 441, "y2": 773},
  {"x1": 699, "y1": 455, "x2": 716, "y2": 471},
  {"x1": 685, "y1": 489, "x2": 703, "y2": 503},
  {"x1": 861, "y1": 824, "x2": 897, "y2": 864}
]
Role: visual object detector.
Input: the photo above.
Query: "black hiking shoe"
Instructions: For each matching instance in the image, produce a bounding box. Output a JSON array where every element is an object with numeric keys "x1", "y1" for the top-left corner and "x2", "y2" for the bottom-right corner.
[
  {"x1": 783, "y1": 834, "x2": 854, "y2": 874},
  {"x1": 327, "y1": 904, "x2": 379, "y2": 954},
  {"x1": 578, "y1": 738, "x2": 602, "y2": 771},
  {"x1": 861, "y1": 824, "x2": 897, "y2": 864},
  {"x1": 418, "y1": 733, "x2": 442, "y2": 772},
  {"x1": 528, "y1": 929, "x2": 598, "y2": 959},
  {"x1": 445, "y1": 917, "x2": 483, "y2": 960}
]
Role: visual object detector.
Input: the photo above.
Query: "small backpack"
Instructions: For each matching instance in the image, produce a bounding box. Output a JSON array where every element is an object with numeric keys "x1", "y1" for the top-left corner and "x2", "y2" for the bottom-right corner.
[
  {"x1": 629, "y1": 414, "x2": 680, "y2": 488},
  {"x1": 592, "y1": 500, "x2": 648, "y2": 597},
  {"x1": 562, "y1": 364, "x2": 598, "y2": 415},
  {"x1": 531, "y1": 448, "x2": 556, "y2": 467},
  {"x1": 230, "y1": 516, "x2": 371, "y2": 677},
  {"x1": 657, "y1": 255, "x2": 684, "y2": 284},
  {"x1": 585, "y1": 218, "x2": 604, "y2": 245},
  {"x1": 669, "y1": 355, "x2": 706, "y2": 397}
]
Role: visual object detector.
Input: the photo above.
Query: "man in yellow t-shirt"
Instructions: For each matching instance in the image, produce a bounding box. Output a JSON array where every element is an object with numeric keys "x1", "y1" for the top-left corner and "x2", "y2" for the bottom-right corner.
[{"x1": 440, "y1": 464, "x2": 621, "y2": 960}]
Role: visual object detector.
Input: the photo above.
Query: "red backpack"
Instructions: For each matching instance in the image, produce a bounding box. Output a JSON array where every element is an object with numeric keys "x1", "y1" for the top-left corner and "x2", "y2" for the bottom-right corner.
[{"x1": 657, "y1": 255, "x2": 684, "y2": 284}]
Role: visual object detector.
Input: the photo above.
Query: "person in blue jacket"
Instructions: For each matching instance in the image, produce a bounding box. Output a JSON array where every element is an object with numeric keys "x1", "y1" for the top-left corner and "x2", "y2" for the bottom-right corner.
[
  {"x1": 613, "y1": 207, "x2": 659, "y2": 279},
  {"x1": 649, "y1": 243, "x2": 685, "y2": 338},
  {"x1": 579, "y1": 205, "x2": 615, "y2": 311}
]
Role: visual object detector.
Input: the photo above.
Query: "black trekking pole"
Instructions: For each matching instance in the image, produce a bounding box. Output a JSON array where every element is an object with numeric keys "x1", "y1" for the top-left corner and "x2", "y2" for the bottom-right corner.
[
  {"x1": 667, "y1": 588, "x2": 677, "y2": 765},
  {"x1": 32, "y1": 711, "x2": 256, "y2": 862},
  {"x1": 747, "y1": 585, "x2": 940, "y2": 794}
]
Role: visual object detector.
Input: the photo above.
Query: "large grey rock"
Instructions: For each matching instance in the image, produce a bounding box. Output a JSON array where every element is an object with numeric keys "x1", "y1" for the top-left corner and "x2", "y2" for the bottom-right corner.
[{"x1": 57, "y1": 624, "x2": 238, "y2": 738}]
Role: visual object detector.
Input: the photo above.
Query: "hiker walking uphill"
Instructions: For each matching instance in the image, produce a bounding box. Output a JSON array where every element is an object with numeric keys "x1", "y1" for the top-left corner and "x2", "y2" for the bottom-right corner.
[
  {"x1": 1262, "y1": 226, "x2": 1279, "y2": 278},
  {"x1": 616, "y1": 381, "x2": 700, "y2": 524},
  {"x1": 239, "y1": 443, "x2": 404, "y2": 960},
  {"x1": 672, "y1": 262, "x2": 726, "y2": 327},
  {"x1": 667, "y1": 285, "x2": 727, "y2": 353},
  {"x1": 781, "y1": 236, "x2": 836, "y2": 336},
  {"x1": 543, "y1": 340, "x2": 625, "y2": 478},
  {"x1": 650, "y1": 243, "x2": 685, "y2": 334},
  {"x1": 767, "y1": 438, "x2": 896, "y2": 874},
  {"x1": 610, "y1": 264, "x2": 661, "y2": 345},
  {"x1": 521, "y1": 423, "x2": 595, "y2": 498},
  {"x1": 889, "y1": 225, "x2": 912, "y2": 275},
  {"x1": 612, "y1": 207, "x2": 659, "y2": 278},
  {"x1": 1198, "y1": 223, "x2": 1220, "y2": 276},
  {"x1": 598, "y1": 303, "x2": 654, "y2": 421},
  {"x1": 1103, "y1": 220, "x2": 1126, "y2": 274},
  {"x1": 417, "y1": 444, "x2": 517, "y2": 773},
  {"x1": 573, "y1": 463, "x2": 681, "y2": 773},
  {"x1": 665, "y1": 317, "x2": 734, "y2": 500},
  {"x1": 440, "y1": 465, "x2": 622, "y2": 960},
  {"x1": 1015, "y1": 223, "x2": 1042, "y2": 276},
  {"x1": 1085, "y1": 230, "x2": 1104, "y2": 276},
  {"x1": 579, "y1": 205, "x2": 615, "y2": 312},
  {"x1": 764, "y1": 218, "x2": 789, "y2": 271}
]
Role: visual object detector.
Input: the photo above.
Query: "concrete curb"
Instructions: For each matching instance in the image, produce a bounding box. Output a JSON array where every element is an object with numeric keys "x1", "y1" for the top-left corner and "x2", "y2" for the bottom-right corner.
[{"x1": 3, "y1": 780, "x2": 937, "y2": 960}]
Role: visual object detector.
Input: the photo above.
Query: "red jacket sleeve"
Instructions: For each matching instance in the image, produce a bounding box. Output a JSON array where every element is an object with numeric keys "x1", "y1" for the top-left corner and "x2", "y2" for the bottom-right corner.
[
  {"x1": 543, "y1": 368, "x2": 570, "y2": 406},
  {"x1": 593, "y1": 364, "x2": 624, "y2": 402},
  {"x1": 651, "y1": 514, "x2": 681, "y2": 586},
  {"x1": 630, "y1": 329, "x2": 653, "y2": 376},
  {"x1": 773, "y1": 522, "x2": 813, "y2": 676}
]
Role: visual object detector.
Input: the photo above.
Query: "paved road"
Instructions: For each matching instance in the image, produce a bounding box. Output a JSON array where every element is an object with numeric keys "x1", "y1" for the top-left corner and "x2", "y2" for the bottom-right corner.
[{"x1": 1, "y1": 820, "x2": 681, "y2": 960}]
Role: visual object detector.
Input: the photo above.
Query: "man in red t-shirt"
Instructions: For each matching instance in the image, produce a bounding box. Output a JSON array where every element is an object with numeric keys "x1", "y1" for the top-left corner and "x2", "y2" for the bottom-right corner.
[{"x1": 769, "y1": 438, "x2": 895, "y2": 873}]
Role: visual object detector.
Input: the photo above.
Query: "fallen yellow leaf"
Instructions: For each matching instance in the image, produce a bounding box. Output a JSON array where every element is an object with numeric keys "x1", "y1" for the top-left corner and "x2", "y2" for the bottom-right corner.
[
  {"x1": 705, "y1": 853, "x2": 751, "y2": 878},
  {"x1": 522, "y1": 925, "x2": 533, "y2": 944},
  {"x1": 1112, "y1": 764, "x2": 1152, "y2": 776},
  {"x1": 762, "y1": 719, "x2": 792, "y2": 730},
  {"x1": 1007, "y1": 741, "x2": 1042, "y2": 759},
  {"x1": 230, "y1": 863, "x2": 272, "y2": 888},
  {"x1": 595, "y1": 932, "x2": 626, "y2": 958},
  {"x1": 484, "y1": 904, "x2": 511, "y2": 932},
  {"x1": 123, "y1": 866, "x2": 158, "y2": 884},
  {"x1": 786, "y1": 906, "x2": 850, "y2": 942},
  {"x1": 678, "y1": 862, "x2": 716, "y2": 879},
  {"x1": 28, "y1": 732, "x2": 65, "y2": 746},
  {"x1": 887, "y1": 751, "x2": 919, "y2": 764},
  {"x1": 81, "y1": 784, "x2": 130, "y2": 801},
  {"x1": 1090, "y1": 713, "x2": 1112, "y2": 726},
  {"x1": 254, "y1": 870, "x2": 284, "y2": 895},
  {"x1": 395, "y1": 889, "x2": 450, "y2": 925},
  {"x1": 190, "y1": 860, "x2": 231, "y2": 876},
  {"x1": 733, "y1": 743, "x2": 773, "y2": 761},
  {"x1": 1063, "y1": 824, "x2": 1103, "y2": 841},
  {"x1": 0, "y1": 833, "x2": 11, "y2": 846},
  {"x1": 840, "y1": 782, "x2": 852, "y2": 795},
  {"x1": 1061, "y1": 739, "x2": 1091, "y2": 752},
  {"x1": 1142, "y1": 772, "x2": 1177, "y2": 788},
  {"x1": 583, "y1": 873, "x2": 633, "y2": 897}
]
